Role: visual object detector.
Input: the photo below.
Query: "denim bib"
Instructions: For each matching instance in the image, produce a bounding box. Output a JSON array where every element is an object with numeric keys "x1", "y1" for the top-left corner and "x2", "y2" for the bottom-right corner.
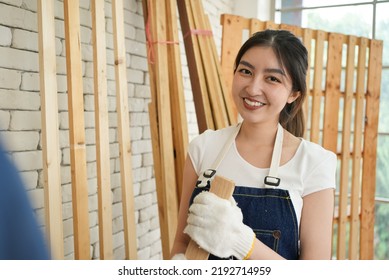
[{"x1": 190, "y1": 122, "x2": 299, "y2": 260}]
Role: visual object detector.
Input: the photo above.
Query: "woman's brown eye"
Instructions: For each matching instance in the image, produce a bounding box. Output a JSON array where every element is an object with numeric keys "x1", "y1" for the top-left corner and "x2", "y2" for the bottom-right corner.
[
  {"x1": 239, "y1": 69, "x2": 251, "y2": 75},
  {"x1": 269, "y1": 76, "x2": 280, "y2": 82}
]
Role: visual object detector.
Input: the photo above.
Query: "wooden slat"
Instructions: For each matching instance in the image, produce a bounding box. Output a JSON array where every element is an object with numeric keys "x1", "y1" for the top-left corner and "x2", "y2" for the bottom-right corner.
[
  {"x1": 279, "y1": 24, "x2": 310, "y2": 137},
  {"x1": 323, "y1": 34, "x2": 343, "y2": 259},
  {"x1": 148, "y1": 100, "x2": 170, "y2": 258},
  {"x1": 302, "y1": 28, "x2": 312, "y2": 136},
  {"x1": 178, "y1": 0, "x2": 214, "y2": 132},
  {"x1": 220, "y1": 14, "x2": 373, "y2": 45},
  {"x1": 204, "y1": 14, "x2": 237, "y2": 125},
  {"x1": 142, "y1": 0, "x2": 169, "y2": 260},
  {"x1": 249, "y1": 18, "x2": 265, "y2": 35},
  {"x1": 150, "y1": 0, "x2": 179, "y2": 258},
  {"x1": 310, "y1": 31, "x2": 325, "y2": 144},
  {"x1": 360, "y1": 39, "x2": 383, "y2": 260},
  {"x1": 337, "y1": 35, "x2": 356, "y2": 260},
  {"x1": 279, "y1": 23, "x2": 299, "y2": 34},
  {"x1": 140, "y1": 1, "x2": 168, "y2": 257},
  {"x1": 165, "y1": 0, "x2": 189, "y2": 203},
  {"x1": 220, "y1": 14, "x2": 245, "y2": 104},
  {"x1": 349, "y1": 37, "x2": 368, "y2": 259},
  {"x1": 185, "y1": 176, "x2": 235, "y2": 259},
  {"x1": 37, "y1": 0, "x2": 64, "y2": 260},
  {"x1": 323, "y1": 33, "x2": 343, "y2": 153},
  {"x1": 63, "y1": 0, "x2": 90, "y2": 260},
  {"x1": 154, "y1": 0, "x2": 179, "y2": 257},
  {"x1": 112, "y1": 0, "x2": 138, "y2": 260},
  {"x1": 191, "y1": 0, "x2": 229, "y2": 129},
  {"x1": 91, "y1": 0, "x2": 113, "y2": 260},
  {"x1": 265, "y1": 20, "x2": 279, "y2": 29}
]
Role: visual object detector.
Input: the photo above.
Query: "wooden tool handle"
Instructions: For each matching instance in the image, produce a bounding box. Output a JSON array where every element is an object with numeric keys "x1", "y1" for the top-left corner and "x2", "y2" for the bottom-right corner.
[{"x1": 185, "y1": 175, "x2": 235, "y2": 260}]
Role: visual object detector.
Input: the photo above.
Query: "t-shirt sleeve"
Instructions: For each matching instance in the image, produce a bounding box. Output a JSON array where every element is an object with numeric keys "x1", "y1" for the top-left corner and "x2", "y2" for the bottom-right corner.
[
  {"x1": 302, "y1": 150, "x2": 337, "y2": 197},
  {"x1": 187, "y1": 131, "x2": 209, "y2": 175}
]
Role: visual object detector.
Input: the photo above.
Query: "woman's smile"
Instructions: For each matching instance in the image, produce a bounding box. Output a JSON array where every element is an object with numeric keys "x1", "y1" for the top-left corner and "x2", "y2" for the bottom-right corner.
[{"x1": 242, "y1": 97, "x2": 266, "y2": 110}]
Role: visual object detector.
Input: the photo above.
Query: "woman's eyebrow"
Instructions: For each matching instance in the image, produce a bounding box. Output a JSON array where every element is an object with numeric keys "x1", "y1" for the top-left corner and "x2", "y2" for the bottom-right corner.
[
  {"x1": 239, "y1": 60, "x2": 285, "y2": 76},
  {"x1": 264, "y1": 68, "x2": 286, "y2": 76},
  {"x1": 239, "y1": 60, "x2": 255, "y2": 69}
]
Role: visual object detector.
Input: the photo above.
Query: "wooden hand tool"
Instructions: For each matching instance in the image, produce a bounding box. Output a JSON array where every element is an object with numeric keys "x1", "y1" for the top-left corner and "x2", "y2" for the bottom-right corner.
[{"x1": 185, "y1": 175, "x2": 235, "y2": 260}]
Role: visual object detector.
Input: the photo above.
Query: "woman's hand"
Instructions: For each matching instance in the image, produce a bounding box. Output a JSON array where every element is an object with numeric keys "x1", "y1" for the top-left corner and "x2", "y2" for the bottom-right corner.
[{"x1": 184, "y1": 191, "x2": 255, "y2": 259}]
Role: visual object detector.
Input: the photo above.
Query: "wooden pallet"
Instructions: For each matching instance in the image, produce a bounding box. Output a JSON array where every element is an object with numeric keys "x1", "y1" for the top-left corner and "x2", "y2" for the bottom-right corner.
[{"x1": 220, "y1": 14, "x2": 383, "y2": 260}]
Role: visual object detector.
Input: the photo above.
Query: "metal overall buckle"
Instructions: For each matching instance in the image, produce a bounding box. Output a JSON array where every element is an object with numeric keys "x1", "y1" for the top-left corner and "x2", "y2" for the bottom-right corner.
[
  {"x1": 264, "y1": 175, "x2": 281, "y2": 187},
  {"x1": 196, "y1": 169, "x2": 216, "y2": 187}
]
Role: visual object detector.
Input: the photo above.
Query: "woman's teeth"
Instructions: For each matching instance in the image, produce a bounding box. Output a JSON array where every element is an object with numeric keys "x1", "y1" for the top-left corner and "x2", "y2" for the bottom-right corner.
[{"x1": 244, "y1": 98, "x2": 265, "y2": 107}]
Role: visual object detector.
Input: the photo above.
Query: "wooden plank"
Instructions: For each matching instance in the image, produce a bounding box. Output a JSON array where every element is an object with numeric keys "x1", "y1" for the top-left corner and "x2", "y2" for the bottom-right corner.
[
  {"x1": 279, "y1": 23, "x2": 300, "y2": 35},
  {"x1": 165, "y1": 0, "x2": 189, "y2": 204},
  {"x1": 249, "y1": 18, "x2": 265, "y2": 35},
  {"x1": 204, "y1": 14, "x2": 237, "y2": 125},
  {"x1": 310, "y1": 31, "x2": 325, "y2": 144},
  {"x1": 37, "y1": 0, "x2": 64, "y2": 260},
  {"x1": 220, "y1": 14, "x2": 245, "y2": 109},
  {"x1": 150, "y1": 0, "x2": 179, "y2": 258},
  {"x1": 265, "y1": 21, "x2": 280, "y2": 30},
  {"x1": 141, "y1": 0, "x2": 161, "y2": 221},
  {"x1": 323, "y1": 34, "x2": 343, "y2": 258},
  {"x1": 191, "y1": 0, "x2": 229, "y2": 129},
  {"x1": 112, "y1": 0, "x2": 138, "y2": 260},
  {"x1": 220, "y1": 14, "x2": 375, "y2": 47},
  {"x1": 185, "y1": 175, "x2": 235, "y2": 259},
  {"x1": 349, "y1": 37, "x2": 368, "y2": 259},
  {"x1": 63, "y1": 0, "x2": 90, "y2": 260},
  {"x1": 360, "y1": 39, "x2": 383, "y2": 260},
  {"x1": 337, "y1": 36, "x2": 356, "y2": 260},
  {"x1": 178, "y1": 0, "x2": 214, "y2": 132},
  {"x1": 141, "y1": 0, "x2": 157, "y2": 115},
  {"x1": 279, "y1": 20, "x2": 308, "y2": 135},
  {"x1": 302, "y1": 28, "x2": 313, "y2": 137},
  {"x1": 142, "y1": 0, "x2": 170, "y2": 259},
  {"x1": 148, "y1": 101, "x2": 170, "y2": 258},
  {"x1": 323, "y1": 33, "x2": 343, "y2": 153},
  {"x1": 91, "y1": 0, "x2": 113, "y2": 260}
]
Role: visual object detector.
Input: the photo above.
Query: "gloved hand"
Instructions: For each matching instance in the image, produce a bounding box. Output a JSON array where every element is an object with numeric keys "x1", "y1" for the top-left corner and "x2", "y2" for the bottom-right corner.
[
  {"x1": 171, "y1": 253, "x2": 186, "y2": 260},
  {"x1": 184, "y1": 191, "x2": 255, "y2": 259}
]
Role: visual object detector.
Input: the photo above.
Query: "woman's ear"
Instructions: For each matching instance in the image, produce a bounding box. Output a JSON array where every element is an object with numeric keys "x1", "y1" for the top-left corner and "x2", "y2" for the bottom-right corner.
[{"x1": 287, "y1": 91, "x2": 301, "y2": 104}]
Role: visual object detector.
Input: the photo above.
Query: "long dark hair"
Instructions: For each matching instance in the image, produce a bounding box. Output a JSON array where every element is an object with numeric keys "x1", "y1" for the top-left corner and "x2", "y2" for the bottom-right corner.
[{"x1": 233, "y1": 29, "x2": 308, "y2": 137}]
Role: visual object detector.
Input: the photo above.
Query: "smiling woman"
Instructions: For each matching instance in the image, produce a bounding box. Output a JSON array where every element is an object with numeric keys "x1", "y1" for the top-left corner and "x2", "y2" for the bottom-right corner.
[
  {"x1": 171, "y1": 29, "x2": 337, "y2": 260},
  {"x1": 233, "y1": 46, "x2": 299, "y2": 132},
  {"x1": 233, "y1": 30, "x2": 307, "y2": 139}
]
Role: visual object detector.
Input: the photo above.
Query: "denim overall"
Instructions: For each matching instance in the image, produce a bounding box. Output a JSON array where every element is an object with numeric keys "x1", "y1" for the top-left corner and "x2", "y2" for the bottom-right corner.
[{"x1": 190, "y1": 123, "x2": 299, "y2": 260}]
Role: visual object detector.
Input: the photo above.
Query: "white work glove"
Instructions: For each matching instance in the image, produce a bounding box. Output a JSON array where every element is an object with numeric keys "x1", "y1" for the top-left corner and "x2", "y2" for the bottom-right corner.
[
  {"x1": 171, "y1": 253, "x2": 186, "y2": 260},
  {"x1": 184, "y1": 191, "x2": 255, "y2": 259}
]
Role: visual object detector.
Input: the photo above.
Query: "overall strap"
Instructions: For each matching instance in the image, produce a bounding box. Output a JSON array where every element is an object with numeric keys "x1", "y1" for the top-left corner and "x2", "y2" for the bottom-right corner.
[
  {"x1": 264, "y1": 123, "x2": 283, "y2": 188},
  {"x1": 197, "y1": 122, "x2": 242, "y2": 187}
]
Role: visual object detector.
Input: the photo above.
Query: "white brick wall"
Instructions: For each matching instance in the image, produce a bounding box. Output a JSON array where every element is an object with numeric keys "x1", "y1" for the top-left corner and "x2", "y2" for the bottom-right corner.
[
  {"x1": 0, "y1": 68, "x2": 21, "y2": 89},
  {"x1": 0, "y1": 0, "x2": 234, "y2": 260}
]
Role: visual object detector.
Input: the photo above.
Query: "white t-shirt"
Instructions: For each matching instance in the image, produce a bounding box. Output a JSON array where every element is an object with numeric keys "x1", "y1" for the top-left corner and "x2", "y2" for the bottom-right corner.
[{"x1": 188, "y1": 125, "x2": 337, "y2": 227}]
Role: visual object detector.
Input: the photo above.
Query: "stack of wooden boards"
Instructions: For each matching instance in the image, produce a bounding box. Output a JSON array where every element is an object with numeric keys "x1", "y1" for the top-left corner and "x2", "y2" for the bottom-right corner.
[
  {"x1": 142, "y1": 0, "x2": 237, "y2": 259},
  {"x1": 141, "y1": 0, "x2": 186, "y2": 260}
]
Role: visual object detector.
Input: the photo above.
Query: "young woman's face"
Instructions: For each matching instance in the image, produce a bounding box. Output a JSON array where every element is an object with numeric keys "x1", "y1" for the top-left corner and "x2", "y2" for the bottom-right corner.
[{"x1": 232, "y1": 46, "x2": 299, "y2": 125}]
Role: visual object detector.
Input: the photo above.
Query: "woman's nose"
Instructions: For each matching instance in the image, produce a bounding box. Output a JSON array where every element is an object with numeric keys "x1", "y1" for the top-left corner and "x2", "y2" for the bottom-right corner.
[{"x1": 246, "y1": 78, "x2": 263, "y2": 96}]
